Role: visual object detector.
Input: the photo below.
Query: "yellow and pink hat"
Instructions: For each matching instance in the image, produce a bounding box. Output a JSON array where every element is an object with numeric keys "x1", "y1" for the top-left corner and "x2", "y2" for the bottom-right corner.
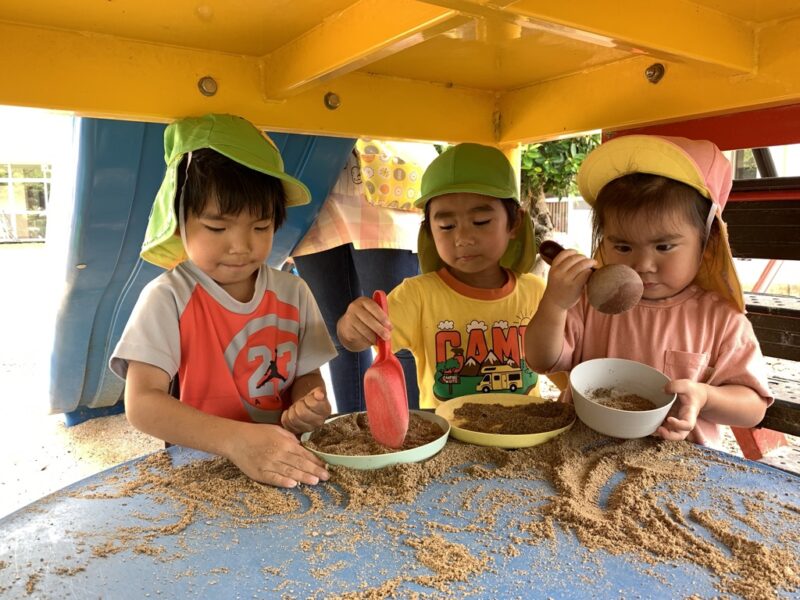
[{"x1": 578, "y1": 134, "x2": 744, "y2": 311}]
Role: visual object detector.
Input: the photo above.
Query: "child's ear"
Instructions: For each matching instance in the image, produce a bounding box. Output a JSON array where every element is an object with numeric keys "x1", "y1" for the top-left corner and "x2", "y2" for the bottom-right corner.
[{"x1": 508, "y1": 206, "x2": 524, "y2": 238}]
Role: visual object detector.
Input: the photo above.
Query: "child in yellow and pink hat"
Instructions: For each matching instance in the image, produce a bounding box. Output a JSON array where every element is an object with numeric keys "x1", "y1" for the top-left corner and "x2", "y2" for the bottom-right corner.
[{"x1": 524, "y1": 135, "x2": 772, "y2": 448}]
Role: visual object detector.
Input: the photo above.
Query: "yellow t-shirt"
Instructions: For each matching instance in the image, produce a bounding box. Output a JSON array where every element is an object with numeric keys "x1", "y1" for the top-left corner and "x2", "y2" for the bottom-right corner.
[{"x1": 388, "y1": 268, "x2": 546, "y2": 408}]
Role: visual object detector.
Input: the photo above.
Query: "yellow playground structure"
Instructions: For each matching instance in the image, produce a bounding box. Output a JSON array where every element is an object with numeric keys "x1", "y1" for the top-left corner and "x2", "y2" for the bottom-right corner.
[{"x1": 1, "y1": 1, "x2": 799, "y2": 145}]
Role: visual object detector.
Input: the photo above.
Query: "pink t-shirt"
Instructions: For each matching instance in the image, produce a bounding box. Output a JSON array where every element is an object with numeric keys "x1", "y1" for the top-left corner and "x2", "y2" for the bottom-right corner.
[{"x1": 547, "y1": 285, "x2": 772, "y2": 448}]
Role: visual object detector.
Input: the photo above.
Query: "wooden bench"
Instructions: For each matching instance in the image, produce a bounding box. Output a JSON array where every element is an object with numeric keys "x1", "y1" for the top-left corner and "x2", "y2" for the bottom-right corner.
[{"x1": 727, "y1": 180, "x2": 800, "y2": 444}]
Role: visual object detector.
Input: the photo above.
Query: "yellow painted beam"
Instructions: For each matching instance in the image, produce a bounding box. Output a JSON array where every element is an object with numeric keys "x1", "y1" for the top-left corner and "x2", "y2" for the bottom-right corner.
[
  {"x1": 425, "y1": 0, "x2": 755, "y2": 74},
  {"x1": 288, "y1": 73, "x2": 497, "y2": 144},
  {"x1": 262, "y1": 0, "x2": 470, "y2": 99},
  {"x1": 498, "y1": 17, "x2": 800, "y2": 144},
  {"x1": 3, "y1": 13, "x2": 797, "y2": 144},
  {"x1": 0, "y1": 21, "x2": 496, "y2": 143}
]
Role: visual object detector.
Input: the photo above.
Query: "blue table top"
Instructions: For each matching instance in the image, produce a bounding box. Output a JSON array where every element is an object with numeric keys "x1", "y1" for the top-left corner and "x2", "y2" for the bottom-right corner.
[{"x1": 1, "y1": 429, "x2": 799, "y2": 599}]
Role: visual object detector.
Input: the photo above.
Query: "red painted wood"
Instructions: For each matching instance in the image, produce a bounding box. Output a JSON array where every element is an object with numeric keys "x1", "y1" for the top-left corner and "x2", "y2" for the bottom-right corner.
[
  {"x1": 730, "y1": 426, "x2": 789, "y2": 461},
  {"x1": 728, "y1": 190, "x2": 800, "y2": 202},
  {"x1": 604, "y1": 103, "x2": 800, "y2": 150}
]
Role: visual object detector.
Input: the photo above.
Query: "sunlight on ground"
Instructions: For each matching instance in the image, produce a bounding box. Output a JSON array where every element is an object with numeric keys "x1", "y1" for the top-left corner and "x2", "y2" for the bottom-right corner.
[{"x1": 0, "y1": 244, "x2": 161, "y2": 517}]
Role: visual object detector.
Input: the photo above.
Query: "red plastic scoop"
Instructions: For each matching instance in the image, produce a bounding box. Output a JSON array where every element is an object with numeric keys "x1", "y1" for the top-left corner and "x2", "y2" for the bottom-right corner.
[{"x1": 363, "y1": 290, "x2": 410, "y2": 448}]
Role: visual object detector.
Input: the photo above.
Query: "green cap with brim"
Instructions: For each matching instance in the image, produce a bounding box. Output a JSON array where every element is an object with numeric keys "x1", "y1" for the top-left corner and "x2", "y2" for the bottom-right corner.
[
  {"x1": 141, "y1": 114, "x2": 311, "y2": 269},
  {"x1": 415, "y1": 143, "x2": 535, "y2": 274}
]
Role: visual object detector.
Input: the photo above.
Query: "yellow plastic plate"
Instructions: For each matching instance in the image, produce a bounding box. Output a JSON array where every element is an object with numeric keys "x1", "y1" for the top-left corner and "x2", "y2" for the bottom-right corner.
[
  {"x1": 300, "y1": 410, "x2": 450, "y2": 470},
  {"x1": 435, "y1": 393, "x2": 574, "y2": 449}
]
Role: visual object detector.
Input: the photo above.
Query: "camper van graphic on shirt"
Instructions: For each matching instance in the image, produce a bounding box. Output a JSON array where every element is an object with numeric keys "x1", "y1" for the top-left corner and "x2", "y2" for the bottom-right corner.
[{"x1": 431, "y1": 318, "x2": 537, "y2": 401}]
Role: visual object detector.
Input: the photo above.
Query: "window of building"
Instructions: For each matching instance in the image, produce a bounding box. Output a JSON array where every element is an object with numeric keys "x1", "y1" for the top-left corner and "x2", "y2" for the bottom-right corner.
[{"x1": 0, "y1": 163, "x2": 52, "y2": 242}]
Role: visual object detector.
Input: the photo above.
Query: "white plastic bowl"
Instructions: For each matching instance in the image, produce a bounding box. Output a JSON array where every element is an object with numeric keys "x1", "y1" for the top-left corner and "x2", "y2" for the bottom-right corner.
[{"x1": 570, "y1": 358, "x2": 677, "y2": 439}]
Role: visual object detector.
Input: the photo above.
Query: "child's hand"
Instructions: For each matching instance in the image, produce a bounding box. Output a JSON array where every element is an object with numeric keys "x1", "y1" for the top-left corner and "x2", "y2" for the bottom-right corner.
[
  {"x1": 226, "y1": 422, "x2": 329, "y2": 488},
  {"x1": 655, "y1": 379, "x2": 709, "y2": 441},
  {"x1": 338, "y1": 296, "x2": 392, "y2": 350},
  {"x1": 282, "y1": 387, "x2": 331, "y2": 434},
  {"x1": 543, "y1": 249, "x2": 595, "y2": 310}
]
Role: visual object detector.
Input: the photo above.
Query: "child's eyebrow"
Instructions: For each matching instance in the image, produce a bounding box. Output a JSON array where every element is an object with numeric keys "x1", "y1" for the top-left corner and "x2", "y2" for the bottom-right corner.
[
  {"x1": 199, "y1": 212, "x2": 271, "y2": 224},
  {"x1": 606, "y1": 233, "x2": 684, "y2": 243},
  {"x1": 431, "y1": 204, "x2": 496, "y2": 219}
]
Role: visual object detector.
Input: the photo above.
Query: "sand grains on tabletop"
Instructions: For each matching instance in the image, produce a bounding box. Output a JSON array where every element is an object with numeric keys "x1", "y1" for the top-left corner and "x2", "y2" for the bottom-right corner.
[{"x1": 15, "y1": 421, "x2": 800, "y2": 600}]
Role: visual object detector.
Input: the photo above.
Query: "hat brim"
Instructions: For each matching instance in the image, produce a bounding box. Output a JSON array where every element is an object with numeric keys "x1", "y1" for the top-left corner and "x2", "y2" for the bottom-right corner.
[
  {"x1": 578, "y1": 135, "x2": 712, "y2": 206},
  {"x1": 415, "y1": 183, "x2": 518, "y2": 208},
  {"x1": 212, "y1": 142, "x2": 311, "y2": 207}
]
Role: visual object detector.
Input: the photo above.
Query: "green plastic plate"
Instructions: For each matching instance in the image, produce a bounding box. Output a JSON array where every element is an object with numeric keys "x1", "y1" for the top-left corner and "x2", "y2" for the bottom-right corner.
[{"x1": 300, "y1": 410, "x2": 450, "y2": 470}]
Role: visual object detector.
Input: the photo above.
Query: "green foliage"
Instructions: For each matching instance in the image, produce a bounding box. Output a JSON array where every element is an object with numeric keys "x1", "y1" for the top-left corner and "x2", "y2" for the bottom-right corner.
[
  {"x1": 435, "y1": 358, "x2": 460, "y2": 375},
  {"x1": 520, "y1": 135, "x2": 600, "y2": 200},
  {"x1": 733, "y1": 148, "x2": 758, "y2": 179}
]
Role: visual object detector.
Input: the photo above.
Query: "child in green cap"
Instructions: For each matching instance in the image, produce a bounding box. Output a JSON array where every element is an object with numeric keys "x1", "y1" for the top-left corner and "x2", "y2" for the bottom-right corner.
[
  {"x1": 337, "y1": 143, "x2": 546, "y2": 408},
  {"x1": 110, "y1": 114, "x2": 336, "y2": 488}
]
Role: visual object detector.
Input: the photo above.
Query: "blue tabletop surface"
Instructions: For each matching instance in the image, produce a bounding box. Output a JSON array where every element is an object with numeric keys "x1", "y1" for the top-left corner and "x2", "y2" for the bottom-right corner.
[{"x1": 1, "y1": 433, "x2": 799, "y2": 599}]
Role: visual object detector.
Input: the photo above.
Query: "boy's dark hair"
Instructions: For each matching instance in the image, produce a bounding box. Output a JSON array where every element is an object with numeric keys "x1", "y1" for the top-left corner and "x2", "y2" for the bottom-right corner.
[
  {"x1": 591, "y1": 173, "x2": 717, "y2": 255},
  {"x1": 421, "y1": 197, "x2": 521, "y2": 233},
  {"x1": 175, "y1": 148, "x2": 287, "y2": 229}
]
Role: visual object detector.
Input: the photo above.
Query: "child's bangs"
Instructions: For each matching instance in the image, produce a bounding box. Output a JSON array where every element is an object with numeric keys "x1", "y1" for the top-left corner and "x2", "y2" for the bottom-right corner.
[
  {"x1": 178, "y1": 149, "x2": 287, "y2": 229},
  {"x1": 208, "y1": 173, "x2": 284, "y2": 222},
  {"x1": 592, "y1": 174, "x2": 709, "y2": 246}
]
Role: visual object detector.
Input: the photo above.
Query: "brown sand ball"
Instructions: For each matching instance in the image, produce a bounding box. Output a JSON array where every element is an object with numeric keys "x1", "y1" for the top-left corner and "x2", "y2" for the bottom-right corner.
[{"x1": 586, "y1": 264, "x2": 643, "y2": 314}]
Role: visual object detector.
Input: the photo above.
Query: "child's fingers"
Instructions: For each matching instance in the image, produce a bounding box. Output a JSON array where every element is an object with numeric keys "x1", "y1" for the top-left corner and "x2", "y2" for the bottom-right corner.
[
  {"x1": 231, "y1": 425, "x2": 329, "y2": 487},
  {"x1": 353, "y1": 298, "x2": 392, "y2": 340},
  {"x1": 655, "y1": 427, "x2": 683, "y2": 441},
  {"x1": 665, "y1": 380, "x2": 690, "y2": 396},
  {"x1": 552, "y1": 250, "x2": 595, "y2": 272},
  {"x1": 304, "y1": 389, "x2": 331, "y2": 416},
  {"x1": 548, "y1": 253, "x2": 595, "y2": 290},
  {"x1": 295, "y1": 397, "x2": 331, "y2": 427},
  {"x1": 655, "y1": 425, "x2": 686, "y2": 441},
  {"x1": 348, "y1": 313, "x2": 388, "y2": 343},
  {"x1": 282, "y1": 396, "x2": 330, "y2": 433},
  {"x1": 281, "y1": 446, "x2": 330, "y2": 484},
  {"x1": 550, "y1": 248, "x2": 583, "y2": 265},
  {"x1": 258, "y1": 454, "x2": 330, "y2": 488},
  {"x1": 563, "y1": 258, "x2": 597, "y2": 282},
  {"x1": 656, "y1": 417, "x2": 693, "y2": 441},
  {"x1": 665, "y1": 415, "x2": 692, "y2": 430},
  {"x1": 362, "y1": 298, "x2": 392, "y2": 326},
  {"x1": 342, "y1": 298, "x2": 392, "y2": 343},
  {"x1": 280, "y1": 408, "x2": 304, "y2": 433}
]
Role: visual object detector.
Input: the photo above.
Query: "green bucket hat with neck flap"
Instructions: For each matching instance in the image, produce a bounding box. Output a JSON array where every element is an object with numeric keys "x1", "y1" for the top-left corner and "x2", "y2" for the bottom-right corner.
[
  {"x1": 141, "y1": 113, "x2": 311, "y2": 269},
  {"x1": 416, "y1": 142, "x2": 536, "y2": 274}
]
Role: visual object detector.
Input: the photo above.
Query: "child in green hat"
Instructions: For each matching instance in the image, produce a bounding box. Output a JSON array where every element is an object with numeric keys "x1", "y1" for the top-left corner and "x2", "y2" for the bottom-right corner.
[
  {"x1": 337, "y1": 143, "x2": 546, "y2": 408},
  {"x1": 110, "y1": 114, "x2": 336, "y2": 488}
]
